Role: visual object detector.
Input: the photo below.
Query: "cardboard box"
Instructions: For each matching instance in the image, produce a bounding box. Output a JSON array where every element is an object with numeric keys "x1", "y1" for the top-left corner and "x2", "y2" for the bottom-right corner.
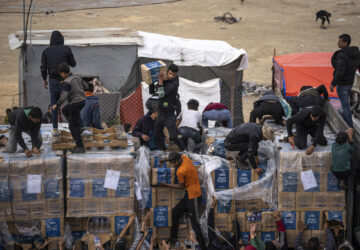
[
  {"x1": 245, "y1": 211, "x2": 262, "y2": 231},
  {"x1": 67, "y1": 218, "x2": 85, "y2": 231},
  {"x1": 30, "y1": 200, "x2": 46, "y2": 219},
  {"x1": 244, "y1": 199, "x2": 267, "y2": 211},
  {"x1": 41, "y1": 217, "x2": 64, "y2": 237},
  {"x1": 298, "y1": 171, "x2": 322, "y2": 192},
  {"x1": 285, "y1": 230, "x2": 297, "y2": 248},
  {"x1": 0, "y1": 202, "x2": 12, "y2": 220},
  {"x1": 301, "y1": 211, "x2": 323, "y2": 230},
  {"x1": 262, "y1": 211, "x2": 277, "y2": 232},
  {"x1": 241, "y1": 232, "x2": 251, "y2": 246},
  {"x1": 236, "y1": 211, "x2": 247, "y2": 232},
  {"x1": 84, "y1": 198, "x2": 101, "y2": 216},
  {"x1": 214, "y1": 213, "x2": 233, "y2": 232},
  {"x1": 112, "y1": 177, "x2": 134, "y2": 198},
  {"x1": 0, "y1": 178, "x2": 13, "y2": 202},
  {"x1": 102, "y1": 198, "x2": 117, "y2": 215},
  {"x1": 44, "y1": 177, "x2": 62, "y2": 199},
  {"x1": 155, "y1": 187, "x2": 172, "y2": 206},
  {"x1": 44, "y1": 157, "x2": 62, "y2": 178},
  {"x1": 9, "y1": 159, "x2": 28, "y2": 176},
  {"x1": 278, "y1": 192, "x2": 296, "y2": 210},
  {"x1": 113, "y1": 214, "x2": 131, "y2": 235},
  {"x1": 281, "y1": 211, "x2": 299, "y2": 230},
  {"x1": 12, "y1": 201, "x2": 30, "y2": 221},
  {"x1": 215, "y1": 189, "x2": 234, "y2": 213},
  {"x1": 67, "y1": 158, "x2": 84, "y2": 177},
  {"x1": 324, "y1": 210, "x2": 346, "y2": 227},
  {"x1": 68, "y1": 178, "x2": 87, "y2": 198},
  {"x1": 324, "y1": 172, "x2": 341, "y2": 192},
  {"x1": 156, "y1": 224, "x2": 189, "y2": 242},
  {"x1": 67, "y1": 198, "x2": 84, "y2": 217},
  {"x1": 85, "y1": 158, "x2": 105, "y2": 177},
  {"x1": 171, "y1": 189, "x2": 185, "y2": 207},
  {"x1": 261, "y1": 231, "x2": 276, "y2": 243},
  {"x1": 151, "y1": 157, "x2": 168, "y2": 168},
  {"x1": 235, "y1": 169, "x2": 252, "y2": 187},
  {"x1": 117, "y1": 197, "x2": 134, "y2": 211},
  {"x1": 312, "y1": 192, "x2": 330, "y2": 210},
  {"x1": 151, "y1": 168, "x2": 175, "y2": 186},
  {"x1": 279, "y1": 172, "x2": 298, "y2": 192},
  {"x1": 235, "y1": 200, "x2": 245, "y2": 212},
  {"x1": 253, "y1": 162, "x2": 268, "y2": 181},
  {"x1": 46, "y1": 198, "x2": 64, "y2": 217},
  {"x1": 211, "y1": 167, "x2": 234, "y2": 189},
  {"x1": 329, "y1": 191, "x2": 345, "y2": 210},
  {"x1": 141, "y1": 60, "x2": 167, "y2": 85},
  {"x1": 146, "y1": 187, "x2": 156, "y2": 208},
  {"x1": 296, "y1": 192, "x2": 313, "y2": 211},
  {"x1": 11, "y1": 177, "x2": 41, "y2": 202},
  {"x1": 90, "y1": 178, "x2": 110, "y2": 198},
  {"x1": 28, "y1": 159, "x2": 44, "y2": 175},
  {"x1": 151, "y1": 206, "x2": 172, "y2": 227}
]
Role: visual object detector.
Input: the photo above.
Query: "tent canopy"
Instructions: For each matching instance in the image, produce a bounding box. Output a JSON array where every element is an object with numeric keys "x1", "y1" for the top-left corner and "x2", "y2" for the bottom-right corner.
[{"x1": 273, "y1": 52, "x2": 336, "y2": 98}]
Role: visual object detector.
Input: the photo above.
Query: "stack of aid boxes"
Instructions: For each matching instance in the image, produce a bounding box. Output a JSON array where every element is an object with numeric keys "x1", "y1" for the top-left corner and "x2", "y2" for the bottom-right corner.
[
  {"x1": 66, "y1": 153, "x2": 135, "y2": 244},
  {"x1": 278, "y1": 150, "x2": 346, "y2": 248},
  {"x1": 0, "y1": 155, "x2": 64, "y2": 249},
  {"x1": 141, "y1": 60, "x2": 167, "y2": 85}
]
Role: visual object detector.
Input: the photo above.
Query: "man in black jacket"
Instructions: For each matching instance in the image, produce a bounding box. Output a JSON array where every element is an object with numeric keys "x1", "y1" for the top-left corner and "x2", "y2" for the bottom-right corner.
[
  {"x1": 224, "y1": 123, "x2": 274, "y2": 175},
  {"x1": 132, "y1": 109, "x2": 159, "y2": 150},
  {"x1": 249, "y1": 91, "x2": 285, "y2": 125},
  {"x1": 41, "y1": 30, "x2": 76, "y2": 134},
  {"x1": 6, "y1": 107, "x2": 42, "y2": 157},
  {"x1": 316, "y1": 10, "x2": 331, "y2": 29},
  {"x1": 330, "y1": 34, "x2": 360, "y2": 128},
  {"x1": 149, "y1": 64, "x2": 184, "y2": 151},
  {"x1": 297, "y1": 84, "x2": 329, "y2": 110},
  {"x1": 287, "y1": 105, "x2": 327, "y2": 155},
  {"x1": 52, "y1": 63, "x2": 88, "y2": 153}
]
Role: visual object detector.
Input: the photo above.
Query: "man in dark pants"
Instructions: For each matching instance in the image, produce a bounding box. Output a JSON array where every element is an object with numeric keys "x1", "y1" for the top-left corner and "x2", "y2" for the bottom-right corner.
[
  {"x1": 330, "y1": 33, "x2": 360, "y2": 128},
  {"x1": 52, "y1": 63, "x2": 88, "y2": 153},
  {"x1": 149, "y1": 64, "x2": 184, "y2": 151},
  {"x1": 249, "y1": 91, "x2": 285, "y2": 125},
  {"x1": 5, "y1": 107, "x2": 42, "y2": 157},
  {"x1": 224, "y1": 123, "x2": 274, "y2": 175},
  {"x1": 287, "y1": 105, "x2": 327, "y2": 155},
  {"x1": 159, "y1": 152, "x2": 206, "y2": 250},
  {"x1": 41, "y1": 30, "x2": 76, "y2": 135},
  {"x1": 297, "y1": 84, "x2": 329, "y2": 110},
  {"x1": 132, "y1": 109, "x2": 159, "y2": 150},
  {"x1": 316, "y1": 10, "x2": 331, "y2": 29}
]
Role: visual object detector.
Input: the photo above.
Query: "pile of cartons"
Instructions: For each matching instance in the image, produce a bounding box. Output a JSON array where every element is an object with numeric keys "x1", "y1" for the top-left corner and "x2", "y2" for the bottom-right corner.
[
  {"x1": 66, "y1": 153, "x2": 135, "y2": 246},
  {"x1": 0, "y1": 155, "x2": 64, "y2": 249},
  {"x1": 277, "y1": 142, "x2": 346, "y2": 248}
]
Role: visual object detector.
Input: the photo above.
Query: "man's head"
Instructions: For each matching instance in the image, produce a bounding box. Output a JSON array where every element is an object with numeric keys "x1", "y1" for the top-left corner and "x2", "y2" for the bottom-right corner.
[
  {"x1": 6, "y1": 108, "x2": 12, "y2": 117},
  {"x1": 58, "y1": 63, "x2": 71, "y2": 79},
  {"x1": 308, "y1": 237, "x2": 320, "y2": 250},
  {"x1": 338, "y1": 34, "x2": 351, "y2": 48},
  {"x1": 168, "y1": 152, "x2": 183, "y2": 168},
  {"x1": 336, "y1": 131, "x2": 348, "y2": 144},
  {"x1": 262, "y1": 124, "x2": 275, "y2": 141},
  {"x1": 29, "y1": 107, "x2": 43, "y2": 123},
  {"x1": 87, "y1": 83, "x2": 95, "y2": 93},
  {"x1": 167, "y1": 64, "x2": 179, "y2": 80},
  {"x1": 187, "y1": 99, "x2": 199, "y2": 111},
  {"x1": 310, "y1": 105, "x2": 323, "y2": 122}
]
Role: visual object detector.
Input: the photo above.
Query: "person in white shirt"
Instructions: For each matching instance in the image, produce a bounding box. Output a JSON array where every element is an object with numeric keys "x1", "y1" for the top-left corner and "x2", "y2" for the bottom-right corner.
[{"x1": 176, "y1": 99, "x2": 203, "y2": 152}]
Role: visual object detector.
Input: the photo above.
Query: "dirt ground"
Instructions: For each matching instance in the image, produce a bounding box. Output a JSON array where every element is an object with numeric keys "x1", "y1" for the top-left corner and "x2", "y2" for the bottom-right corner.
[{"x1": 0, "y1": 0, "x2": 359, "y2": 121}]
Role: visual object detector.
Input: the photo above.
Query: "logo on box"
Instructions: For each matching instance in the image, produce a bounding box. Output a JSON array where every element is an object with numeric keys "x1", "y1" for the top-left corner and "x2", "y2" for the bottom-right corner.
[
  {"x1": 154, "y1": 206, "x2": 169, "y2": 227},
  {"x1": 305, "y1": 211, "x2": 320, "y2": 230},
  {"x1": 237, "y1": 169, "x2": 251, "y2": 187},
  {"x1": 115, "y1": 216, "x2": 130, "y2": 235},
  {"x1": 70, "y1": 178, "x2": 85, "y2": 197},
  {"x1": 45, "y1": 218, "x2": 61, "y2": 237},
  {"x1": 116, "y1": 178, "x2": 130, "y2": 197}
]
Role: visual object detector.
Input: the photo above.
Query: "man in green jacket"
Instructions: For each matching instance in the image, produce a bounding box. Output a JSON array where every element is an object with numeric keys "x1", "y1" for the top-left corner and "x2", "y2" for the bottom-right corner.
[{"x1": 331, "y1": 128, "x2": 354, "y2": 189}]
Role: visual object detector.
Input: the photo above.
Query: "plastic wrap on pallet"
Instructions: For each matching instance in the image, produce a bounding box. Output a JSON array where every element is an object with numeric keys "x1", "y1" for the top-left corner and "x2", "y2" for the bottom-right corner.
[
  {"x1": 66, "y1": 153, "x2": 135, "y2": 217},
  {"x1": 203, "y1": 127, "x2": 232, "y2": 158}
]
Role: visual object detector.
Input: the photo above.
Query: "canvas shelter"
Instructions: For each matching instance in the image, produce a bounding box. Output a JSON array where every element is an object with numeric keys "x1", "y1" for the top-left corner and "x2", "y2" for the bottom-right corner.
[
  {"x1": 273, "y1": 52, "x2": 337, "y2": 98},
  {"x1": 9, "y1": 28, "x2": 248, "y2": 125}
]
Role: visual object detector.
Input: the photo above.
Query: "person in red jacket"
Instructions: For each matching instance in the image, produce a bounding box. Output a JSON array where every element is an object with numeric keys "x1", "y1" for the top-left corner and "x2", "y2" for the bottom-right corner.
[{"x1": 202, "y1": 102, "x2": 233, "y2": 128}]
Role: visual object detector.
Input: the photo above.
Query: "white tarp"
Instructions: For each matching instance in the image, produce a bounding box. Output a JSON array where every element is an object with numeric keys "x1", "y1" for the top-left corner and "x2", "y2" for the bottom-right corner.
[
  {"x1": 141, "y1": 77, "x2": 221, "y2": 114},
  {"x1": 138, "y1": 31, "x2": 248, "y2": 70}
]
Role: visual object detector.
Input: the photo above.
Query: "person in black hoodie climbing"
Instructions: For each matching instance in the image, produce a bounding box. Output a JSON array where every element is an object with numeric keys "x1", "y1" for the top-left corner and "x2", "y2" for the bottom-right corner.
[
  {"x1": 330, "y1": 34, "x2": 360, "y2": 128},
  {"x1": 41, "y1": 30, "x2": 76, "y2": 135}
]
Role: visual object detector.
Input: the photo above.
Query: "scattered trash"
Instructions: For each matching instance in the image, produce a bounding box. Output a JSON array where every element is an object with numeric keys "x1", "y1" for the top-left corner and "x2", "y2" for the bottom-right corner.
[
  {"x1": 214, "y1": 12, "x2": 241, "y2": 24},
  {"x1": 242, "y1": 81, "x2": 272, "y2": 96},
  {"x1": 336, "y1": 18, "x2": 347, "y2": 22}
]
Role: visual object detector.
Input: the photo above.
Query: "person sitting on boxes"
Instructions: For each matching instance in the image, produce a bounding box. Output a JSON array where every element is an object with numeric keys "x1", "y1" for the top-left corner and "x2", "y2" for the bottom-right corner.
[
  {"x1": 331, "y1": 128, "x2": 355, "y2": 190},
  {"x1": 286, "y1": 105, "x2": 327, "y2": 155},
  {"x1": 176, "y1": 99, "x2": 203, "y2": 153},
  {"x1": 159, "y1": 152, "x2": 206, "y2": 250},
  {"x1": 80, "y1": 82, "x2": 103, "y2": 130},
  {"x1": 224, "y1": 123, "x2": 275, "y2": 175},
  {"x1": 294, "y1": 221, "x2": 335, "y2": 250},
  {"x1": 5, "y1": 106, "x2": 43, "y2": 157}
]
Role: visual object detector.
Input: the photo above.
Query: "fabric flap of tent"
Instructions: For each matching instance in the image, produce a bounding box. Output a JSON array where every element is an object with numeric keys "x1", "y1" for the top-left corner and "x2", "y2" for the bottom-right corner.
[
  {"x1": 141, "y1": 77, "x2": 221, "y2": 115},
  {"x1": 273, "y1": 52, "x2": 337, "y2": 98},
  {"x1": 138, "y1": 31, "x2": 248, "y2": 70}
]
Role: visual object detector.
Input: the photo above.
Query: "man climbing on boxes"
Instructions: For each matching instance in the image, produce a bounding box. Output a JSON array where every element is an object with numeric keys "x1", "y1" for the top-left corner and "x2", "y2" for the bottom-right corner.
[
  {"x1": 149, "y1": 64, "x2": 184, "y2": 151},
  {"x1": 52, "y1": 63, "x2": 88, "y2": 154},
  {"x1": 159, "y1": 152, "x2": 206, "y2": 250},
  {"x1": 202, "y1": 102, "x2": 233, "y2": 128},
  {"x1": 224, "y1": 123, "x2": 275, "y2": 175}
]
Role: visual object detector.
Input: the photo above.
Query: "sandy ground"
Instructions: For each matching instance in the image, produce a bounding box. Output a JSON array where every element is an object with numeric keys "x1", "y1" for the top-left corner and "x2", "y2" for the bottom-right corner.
[{"x1": 0, "y1": 0, "x2": 359, "y2": 121}]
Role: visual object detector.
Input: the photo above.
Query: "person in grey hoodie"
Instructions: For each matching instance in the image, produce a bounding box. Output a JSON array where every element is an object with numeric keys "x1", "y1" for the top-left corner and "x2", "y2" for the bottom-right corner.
[
  {"x1": 330, "y1": 34, "x2": 360, "y2": 128},
  {"x1": 52, "y1": 63, "x2": 88, "y2": 153},
  {"x1": 41, "y1": 30, "x2": 76, "y2": 133}
]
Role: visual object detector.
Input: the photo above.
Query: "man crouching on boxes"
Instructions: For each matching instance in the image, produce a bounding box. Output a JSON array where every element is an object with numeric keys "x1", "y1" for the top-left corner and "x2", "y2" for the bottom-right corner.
[{"x1": 159, "y1": 152, "x2": 206, "y2": 250}]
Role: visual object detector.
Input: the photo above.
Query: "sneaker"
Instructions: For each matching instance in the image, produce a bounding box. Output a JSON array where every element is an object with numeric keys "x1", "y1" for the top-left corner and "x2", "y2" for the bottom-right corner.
[
  {"x1": 52, "y1": 129, "x2": 60, "y2": 137},
  {"x1": 70, "y1": 147, "x2": 86, "y2": 154},
  {"x1": 187, "y1": 138, "x2": 195, "y2": 152},
  {"x1": 81, "y1": 129, "x2": 93, "y2": 137},
  {"x1": 339, "y1": 179, "x2": 347, "y2": 190}
]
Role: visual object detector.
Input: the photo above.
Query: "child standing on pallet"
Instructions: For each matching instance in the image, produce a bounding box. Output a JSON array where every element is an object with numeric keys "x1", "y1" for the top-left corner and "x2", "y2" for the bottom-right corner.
[{"x1": 52, "y1": 63, "x2": 88, "y2": 153}]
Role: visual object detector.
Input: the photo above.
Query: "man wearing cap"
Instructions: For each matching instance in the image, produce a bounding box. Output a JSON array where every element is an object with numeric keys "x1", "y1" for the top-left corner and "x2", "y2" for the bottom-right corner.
[
  {"x1": 286, "y1": 105, "x2": 327, "y2": 155},
  {"x1": 224, "y1": 123, "x2": 275, "y2": 175},
  {"x1": 159, "y1": 152, "x2": 206, "y2": 250}
]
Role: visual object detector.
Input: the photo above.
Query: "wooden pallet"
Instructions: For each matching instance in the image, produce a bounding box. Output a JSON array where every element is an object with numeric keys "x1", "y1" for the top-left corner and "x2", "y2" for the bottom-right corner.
[{"x1": 52, "y1": 125, "x2": 128, "y2": 150}]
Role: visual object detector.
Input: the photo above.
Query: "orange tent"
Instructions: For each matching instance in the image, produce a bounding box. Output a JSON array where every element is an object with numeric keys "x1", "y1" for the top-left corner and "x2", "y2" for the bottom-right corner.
[{"x1": 273, "y1": 52, "x2": 337, "y2": 98}]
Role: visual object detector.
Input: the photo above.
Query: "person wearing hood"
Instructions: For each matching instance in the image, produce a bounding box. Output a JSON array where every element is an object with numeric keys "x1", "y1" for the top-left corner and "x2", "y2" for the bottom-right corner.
[
  {"x1": 330, "y1": 34, "x2": 360, "y2": 128},
  {"x1": 224, "y1": 123, "x2": 275, "y2": 175},
  {"x1": 80, "y1": 83, "x2": 103, "y2": 130},
  {"x1": 296, "y1": 85, "x2": 329, "y2": 111},
  {"x1": 41, "y1": 30, "x2": 76, "y2": 135},
  {"x1": 132, "y1": 108, "x2": 160, "y2": 150},
  {"x1": 249, "y1": 91, "x2": 285, "y2": 125}
]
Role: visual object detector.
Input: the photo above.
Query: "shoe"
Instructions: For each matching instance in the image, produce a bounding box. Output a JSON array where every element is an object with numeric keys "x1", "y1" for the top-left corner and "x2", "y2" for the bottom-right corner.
[
  {"x1": 339, "y1": 179, "x2": 347, "y2": 190},
  {"x1": 70, "y1": 147, "x2": 86, "y2": 154},
  {"x1": 52, "y1": 129, "x2": 60, "y2": 137},
  {"x1": 187, "y1": 138, "x2": 195, "y2": 152},
  {"x1": 81, "y1": 129, "x2": 93, "y2": 137}
]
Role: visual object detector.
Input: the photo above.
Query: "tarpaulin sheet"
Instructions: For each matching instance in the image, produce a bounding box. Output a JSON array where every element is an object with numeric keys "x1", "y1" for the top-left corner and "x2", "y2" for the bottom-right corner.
[
  {"x1": 120, "y1": 85, "x2": 144, "y2": 129},
  {"x1": 273, "y1": 52, "x2": 336, "y2": 98}
]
